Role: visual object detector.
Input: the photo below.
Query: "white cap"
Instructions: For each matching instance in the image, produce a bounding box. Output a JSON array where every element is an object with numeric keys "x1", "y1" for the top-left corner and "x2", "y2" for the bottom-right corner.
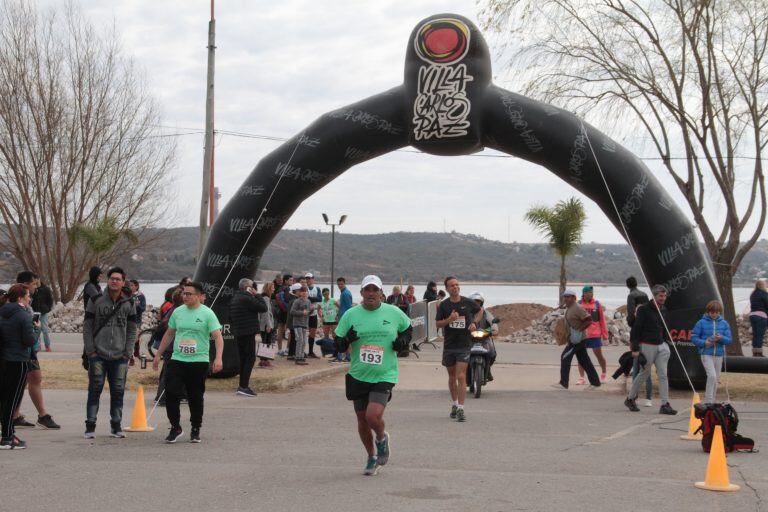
[
  {"x1": 304, "y1": 272, "x2": 314, "y2": 278},
  {"x1": 360, "y1": 275, "x2": 383, "y2": 290},
  {"x1": 289, "y1": 283, "x2": 302, "y2": 292},
  {"x1": 469, "y1": 292, "x2": 485, "y2": 303},
  {"x1": 562, "y1": 289, "x2": 577, "y2": 297}
]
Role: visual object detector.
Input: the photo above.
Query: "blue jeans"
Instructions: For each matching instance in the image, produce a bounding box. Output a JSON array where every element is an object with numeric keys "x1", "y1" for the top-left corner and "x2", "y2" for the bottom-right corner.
[
  {"x1": 39, "y1": 312, "x2": 52, "y2": 348},
  {"x1": 86, "y1": 357, "x2": 128, "y2": 425},
  {"x1": 750, "y1": 315, "x2": 767, "y2": 349}
]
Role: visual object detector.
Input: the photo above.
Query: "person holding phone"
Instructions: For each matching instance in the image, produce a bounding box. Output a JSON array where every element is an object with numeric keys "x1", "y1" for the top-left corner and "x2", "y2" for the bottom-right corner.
[
  {"x1": 228, "y1": 278, "x2": 267, "y2": 397},
  {"x1": 691, "y1": 300, "x2": 732, "y2": 404}
]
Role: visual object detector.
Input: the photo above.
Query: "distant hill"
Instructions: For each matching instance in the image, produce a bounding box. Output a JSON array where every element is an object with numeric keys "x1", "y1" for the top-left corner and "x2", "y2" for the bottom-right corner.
[{"x1": 3, "y1": 228, "x2": 768, "y2": 285}]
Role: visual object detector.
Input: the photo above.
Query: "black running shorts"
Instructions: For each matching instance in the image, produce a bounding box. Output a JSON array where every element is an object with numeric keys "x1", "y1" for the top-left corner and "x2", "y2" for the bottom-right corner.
[{"x1": 345, "y1": 373, "x2": 394, "y2": 412}]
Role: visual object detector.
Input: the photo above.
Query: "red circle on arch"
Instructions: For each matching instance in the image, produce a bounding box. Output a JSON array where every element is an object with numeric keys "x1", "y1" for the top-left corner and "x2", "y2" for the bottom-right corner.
[{"x1": 424, "y1": 28, "x2": 459, "y2": 55}]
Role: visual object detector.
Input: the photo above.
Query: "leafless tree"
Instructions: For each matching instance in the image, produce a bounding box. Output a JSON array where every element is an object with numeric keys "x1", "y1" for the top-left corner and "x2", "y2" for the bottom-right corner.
[
  {"x1": 0, "y1": 0, "x2": 176, "y2": 302},
  {"x1": 481, "y1": 0, "x2": 768, "y2": 352}
]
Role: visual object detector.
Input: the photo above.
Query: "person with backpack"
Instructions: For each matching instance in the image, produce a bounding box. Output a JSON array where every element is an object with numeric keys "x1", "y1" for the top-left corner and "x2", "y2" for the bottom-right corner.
[
  {"x1": 575, "y1": 286, "x2": 608, "y2": 383},
  {"x1": 691, "y1": 300, "x2": 732, "y2": 404}
]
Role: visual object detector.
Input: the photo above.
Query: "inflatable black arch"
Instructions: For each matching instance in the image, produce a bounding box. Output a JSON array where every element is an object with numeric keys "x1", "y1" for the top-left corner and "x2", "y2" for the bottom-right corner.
[{"x1": 195, "y1": 13, "x2": 721, "y2": 387}]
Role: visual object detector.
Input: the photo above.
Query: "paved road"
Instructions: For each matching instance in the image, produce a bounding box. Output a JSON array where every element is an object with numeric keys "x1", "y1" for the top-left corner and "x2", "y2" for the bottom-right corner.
[{"x1": 5, "y1": 341, "x2": 768, "y2": 511}]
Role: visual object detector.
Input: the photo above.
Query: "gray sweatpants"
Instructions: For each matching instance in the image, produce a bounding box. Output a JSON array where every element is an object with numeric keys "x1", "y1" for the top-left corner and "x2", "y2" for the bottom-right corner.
[
  {"x1": 629, "y1": 343, "x2": 670, "y2": 403},
  {"x1": 700, "y1": 355, "x2": 722, "y2": 404},
  {"x1": 294, "y1": 327, "x2": 307, "y2": 360}
]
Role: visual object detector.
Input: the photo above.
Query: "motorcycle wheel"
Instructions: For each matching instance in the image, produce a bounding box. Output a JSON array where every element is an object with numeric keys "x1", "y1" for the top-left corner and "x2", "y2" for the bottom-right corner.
[{"x1": 473, "y1": 359, "x2": 483, "y2": 398}]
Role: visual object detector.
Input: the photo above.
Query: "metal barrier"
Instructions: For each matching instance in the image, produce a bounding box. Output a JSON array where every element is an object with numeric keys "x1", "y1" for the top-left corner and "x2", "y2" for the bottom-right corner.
[{"x1": 408, "y1": 300, "x2": 439, "y2": 350}]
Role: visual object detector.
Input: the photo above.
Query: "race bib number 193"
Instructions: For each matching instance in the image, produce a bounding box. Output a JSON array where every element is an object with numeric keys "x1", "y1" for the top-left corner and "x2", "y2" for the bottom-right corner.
[
  {"x1": 360, "y1": 345, "x2": 383, "y2": 365},
  {"x1": 178, "y1": 339, "x2": 197, "y2": 354}
]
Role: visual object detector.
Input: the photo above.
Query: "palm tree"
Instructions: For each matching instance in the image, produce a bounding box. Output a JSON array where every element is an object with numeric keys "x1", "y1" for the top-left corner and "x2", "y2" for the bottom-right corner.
[
  {"x1": 68, "y1": 216, "x2": 139, "y2": 265},
  {"x1": 524, "y1": 198, "x2": 586, "y2": 303}
]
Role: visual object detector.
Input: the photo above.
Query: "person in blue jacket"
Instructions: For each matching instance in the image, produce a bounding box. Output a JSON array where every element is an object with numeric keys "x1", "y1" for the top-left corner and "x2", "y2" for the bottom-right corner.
[{"x1": 691, "y1": 300, "x2": 732, "y2": 404}]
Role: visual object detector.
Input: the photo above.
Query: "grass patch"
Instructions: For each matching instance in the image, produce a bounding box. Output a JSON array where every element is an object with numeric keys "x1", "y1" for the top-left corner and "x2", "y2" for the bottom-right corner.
[{"x1": 37, "y1": 358, "x2": 340, "y2": 393}]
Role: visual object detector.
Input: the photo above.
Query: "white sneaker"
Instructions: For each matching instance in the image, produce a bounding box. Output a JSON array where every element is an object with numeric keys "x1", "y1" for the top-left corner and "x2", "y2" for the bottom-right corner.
[{"x1": 644, "y1": 399, "x2": 653, "y2": 407}]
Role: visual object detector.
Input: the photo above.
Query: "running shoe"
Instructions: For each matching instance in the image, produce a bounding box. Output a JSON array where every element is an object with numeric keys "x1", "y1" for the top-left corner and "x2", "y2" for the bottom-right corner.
[
  {"x1": 659, "y1": 403, "x2": 678, "y2": 415},
  {"x1": 190, "y1": 427, "x2": 201, "y2": 443},
  {"x1": 236, "y1": 387, "x2": 257, "y2": 397},
  {"x1": 363, "y1": 456, "x2": 379, "y2": 476},
  {"x1": 550, "y1": 382, "x2": 567, "y2": 390},
  {"x1": 307, "y1": 352, "x2": 319, "y2": 359},
  {"x1": 624, "y1": 398, "x2": 640, "y2": 412},
  {"x1": 644, "y1": 399, "x2": 653, "y2": 407},
  {"x1": 165, "y1": 426, "x2": 184, "y2": 443},
  {"x1": 449, "y1": 405, "x2": 458, "y2": 419},
  {"x1": 375, "y1": 432, "x2": 390, "y2": 466},
  {"x1": 600, "y1": 373, "x2": 607, "y2": 383},
  {"x1": 585, "y1": 384, "x2": 600, "y2": 390},
  {"x1": 37, "y1": 414, "x2": 60, "y2": 429},
  {"x1": 110, "y1": 422, "x2": 126, "y2": 438},
  {"x1": 455, "y1": 408, "x2": 466, "y2": 422},
  {"x1": 84, "y1": 421, "x2": 96, "y2": 439},
  {"x1": 45, "y1": 346, "x2": 52, "y2": 352},
  {"x1": 575, "y1": 378, "x2": 586, "y2": 386},
  {"x1": 13, "y1": 416, "x2": 34, "y2": 428},
  {"x1": 296, "y1": 359, "x2": 309, "y2": 365},
  {"x1": 0, "y1": 435, "x2": 26, "y2": 449}
]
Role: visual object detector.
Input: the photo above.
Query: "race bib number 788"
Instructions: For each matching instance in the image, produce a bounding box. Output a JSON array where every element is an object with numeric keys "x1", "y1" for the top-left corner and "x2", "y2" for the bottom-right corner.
[{"x1": 178, "y1": 339, "x2": 197, "y2": 354}]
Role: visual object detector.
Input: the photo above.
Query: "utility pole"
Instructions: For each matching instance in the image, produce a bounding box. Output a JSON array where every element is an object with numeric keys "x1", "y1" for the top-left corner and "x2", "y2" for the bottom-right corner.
[
  {"x1": 323, "y1": 214, "x2": 347, "y2": 297},
  {"x1": 198, "y1": 0, "x2": 216, "y2": 258}
]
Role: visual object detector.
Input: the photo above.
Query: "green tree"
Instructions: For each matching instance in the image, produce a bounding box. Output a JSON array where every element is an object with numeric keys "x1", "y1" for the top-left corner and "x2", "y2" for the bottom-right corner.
[
  {"x1": 525, "y1": 198, "x2": 586, "y2": 302},
  {"x1": 68, "y1": 216, "x2": 140, "y2": 265}
]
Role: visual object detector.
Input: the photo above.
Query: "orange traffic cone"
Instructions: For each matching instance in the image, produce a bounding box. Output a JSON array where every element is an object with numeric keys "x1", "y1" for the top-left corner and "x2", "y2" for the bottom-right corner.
[
  {"x1": 681, "y1": 392, "x2": 703, "y2": 440},
  {"x1": 694, "y1": 425, "x2": 740, "y2": 492},
  {"x1": 123, "y1": 385, "x2": 155, "y2": 432}
]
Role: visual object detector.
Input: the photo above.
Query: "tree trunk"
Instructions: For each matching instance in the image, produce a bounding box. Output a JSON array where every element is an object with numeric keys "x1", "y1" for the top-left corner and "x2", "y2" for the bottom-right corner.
[
  {"x1": 559, "y1": 255, "x2": 566, "y2": 305},
  {"x1": 714, "y1": 266, "x2": 743, "y2": 355}
]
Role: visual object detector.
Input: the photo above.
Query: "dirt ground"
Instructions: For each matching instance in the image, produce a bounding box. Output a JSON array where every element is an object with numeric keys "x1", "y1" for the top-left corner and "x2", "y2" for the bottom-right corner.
[{"x1": 487, "y1": 303, "x2": 553, "y2": 336}]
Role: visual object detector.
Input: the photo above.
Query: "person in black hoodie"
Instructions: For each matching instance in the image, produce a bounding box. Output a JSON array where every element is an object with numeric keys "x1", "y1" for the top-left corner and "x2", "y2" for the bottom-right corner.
[
  {"x1": 0, "y1": 284, "x2": 36, "y2": 449},
  {"x1": 229, "y1": 278, "x2": 267, "y2": 397},
  {"x1": 423, "y1": 281, "x2": 438, "y2": 302},
  {"x1": 32, "y1": 278, "x2": 54, "y2": 352},
  {"x1": 624, "y1": 285, "x2": 677, "y2": 415},
  {"x1": 82, "y1": 266, "x2": 102, "y2": 310}
]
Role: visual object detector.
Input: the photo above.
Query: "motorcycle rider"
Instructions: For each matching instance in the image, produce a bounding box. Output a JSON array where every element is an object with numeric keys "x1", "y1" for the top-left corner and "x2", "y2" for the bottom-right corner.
[{"x1": 469, "y1": 292, "x2": 498, "y2": 382}]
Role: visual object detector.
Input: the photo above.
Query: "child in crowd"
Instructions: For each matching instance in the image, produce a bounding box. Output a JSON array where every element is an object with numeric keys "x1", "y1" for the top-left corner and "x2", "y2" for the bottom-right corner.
[
  {"x1": 290, "y1": 286, "x2": 312, "y2": 365},
  {"x1": 691, "y1": 300, "x2": 732, "y2": 404}
]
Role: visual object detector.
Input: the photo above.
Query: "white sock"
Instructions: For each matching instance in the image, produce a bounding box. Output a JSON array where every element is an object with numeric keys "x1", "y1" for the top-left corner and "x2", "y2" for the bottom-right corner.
[
  {"x1": 453, "y1": 400, "x2": 459, "y2": 407},
  {"x1": 457, "y1": 404, "x2": 464, "y2": 410}
]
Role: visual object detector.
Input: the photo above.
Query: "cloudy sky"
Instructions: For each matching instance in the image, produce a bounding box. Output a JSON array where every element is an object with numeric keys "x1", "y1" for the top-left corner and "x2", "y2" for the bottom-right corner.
[{"x1": 46, "y1": 0, "x2": 747, "y2": 244}]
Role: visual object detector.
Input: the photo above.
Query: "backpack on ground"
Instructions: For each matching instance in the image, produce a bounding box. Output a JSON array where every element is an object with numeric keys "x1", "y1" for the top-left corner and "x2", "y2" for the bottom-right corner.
[{"x1": 694, "y1": 403, "x2": 755, "y2": 453}]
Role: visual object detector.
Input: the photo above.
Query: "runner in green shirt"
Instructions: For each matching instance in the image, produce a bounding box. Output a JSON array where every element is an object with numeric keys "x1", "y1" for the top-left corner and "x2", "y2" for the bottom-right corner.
[
  {"x1": 153, "y1": 282, "x2": 224, "y2": 444},
  {"x1": 334, "y1": 275, "x2": 412, "y2": 476}
]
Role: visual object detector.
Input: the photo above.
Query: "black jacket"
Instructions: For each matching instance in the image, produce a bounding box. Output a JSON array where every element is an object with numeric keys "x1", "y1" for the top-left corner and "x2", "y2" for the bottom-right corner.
[
  {"x1": 611, "y1": 350, "x2": 648, "y2": 379},
  {"x1": 32, "y1": 284, "x2": 54, "y2": 315},
  {"x1": 626, "y1": 288, "x2": 648, "y2": 327},
  {"x1": 229, "y1": 290, "x2": 267, "y2": 337},
  {"x1": 0, "y1": 302, "x2": 35, "y2": 362},
  {"x1": 423, "y1": 282, "x2": 438, "y2": 302},
  {"x1": 630, "y1": 301, "x2": 670, "y2": 351},
  {"x1": 750, "y1": 289, "x2": 768, "y2": 315}
]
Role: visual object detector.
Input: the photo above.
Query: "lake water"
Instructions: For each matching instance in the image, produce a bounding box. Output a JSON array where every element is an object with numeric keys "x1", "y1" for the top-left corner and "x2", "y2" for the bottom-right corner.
[{"x1": 135, "y1": 282, "x2": 755, "y2": 311}]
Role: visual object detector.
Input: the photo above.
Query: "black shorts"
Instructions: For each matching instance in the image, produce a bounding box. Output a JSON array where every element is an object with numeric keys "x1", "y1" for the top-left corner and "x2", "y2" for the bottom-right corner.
[
  {"x1": 276, "y1": 310, "x2": 288, "y2": 325},
  {"x1": 28, "y1": 355, "x2": 41, "y2": 372},
  {"x1": 441, "y1": 349, "x2": 471, "y2": 367},
  {"x1": 345, "y1": 374, "x2": 394, "y2": 412},
  {"x1": 309, "y1": 315, "x2": 318, "y2": 329}
]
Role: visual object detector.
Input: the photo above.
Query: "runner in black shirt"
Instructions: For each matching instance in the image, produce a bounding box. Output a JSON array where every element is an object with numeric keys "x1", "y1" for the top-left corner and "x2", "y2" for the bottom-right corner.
[{"x1": 435, "y1": 276, "x2": 480, "y2": 422}]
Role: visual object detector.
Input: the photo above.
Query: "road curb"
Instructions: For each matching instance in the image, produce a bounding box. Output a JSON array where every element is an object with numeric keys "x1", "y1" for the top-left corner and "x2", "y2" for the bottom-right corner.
[{"x1": 273, "y1": 364, "x2": 346, "y2": 389}]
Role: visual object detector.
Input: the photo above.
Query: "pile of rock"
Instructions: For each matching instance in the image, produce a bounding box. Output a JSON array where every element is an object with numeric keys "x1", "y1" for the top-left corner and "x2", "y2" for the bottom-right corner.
[
  {"x1": 48, "y1": 301, "x2": 159, "y2": 333},
  {"x1": 501, "y1": 308, "x2": 631, "y2": 346},
  {"x1": 735, "y1": 314, "x2": 758, "y2": 346}
]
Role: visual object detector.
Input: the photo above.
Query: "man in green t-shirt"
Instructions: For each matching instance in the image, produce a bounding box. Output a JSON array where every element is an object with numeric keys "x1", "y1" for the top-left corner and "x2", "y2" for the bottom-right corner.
[
  {"x1": 335, "y1": 275, "x2": 412, "y2": 476},
  {"x1": 153, "y1": 282, "x2": 224, "y2": 444}
]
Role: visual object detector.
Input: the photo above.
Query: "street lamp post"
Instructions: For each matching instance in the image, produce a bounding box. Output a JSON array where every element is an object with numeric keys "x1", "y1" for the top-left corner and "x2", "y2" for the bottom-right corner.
[{"x1": 322, "y1": 214, "x2": 347, "y2": 297}]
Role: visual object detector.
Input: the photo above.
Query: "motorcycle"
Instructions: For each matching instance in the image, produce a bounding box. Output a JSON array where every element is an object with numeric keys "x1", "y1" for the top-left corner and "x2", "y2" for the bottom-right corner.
[{"x1": 467, "y1": 318, "x2": 500, "y2": 398}]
